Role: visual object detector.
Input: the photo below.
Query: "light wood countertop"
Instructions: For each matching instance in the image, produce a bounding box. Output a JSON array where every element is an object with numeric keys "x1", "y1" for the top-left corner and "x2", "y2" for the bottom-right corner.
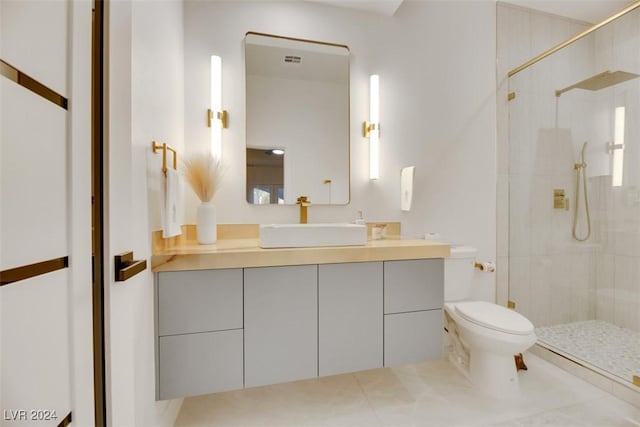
[{"x1": 152, "y1": 228, "x2": 450, "y2": 272}]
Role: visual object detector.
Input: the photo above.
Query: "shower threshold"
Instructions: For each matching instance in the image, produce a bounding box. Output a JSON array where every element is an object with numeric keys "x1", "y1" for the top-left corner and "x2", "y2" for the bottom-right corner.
[{"x1": 535, "y1": 320, "x2": 640, "y2": 388}]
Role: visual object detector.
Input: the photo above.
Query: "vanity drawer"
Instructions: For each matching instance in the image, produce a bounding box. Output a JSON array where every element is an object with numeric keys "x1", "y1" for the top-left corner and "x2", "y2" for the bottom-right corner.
[
  {"x1": 384, "y1": 259, "x2": 443, "y2": 314},
  {"x1": 158, "y1": 329, "x2": 243, "y2": 400},
  {"x1": 157, "y1": 269, "x2": 242, "y2": 336},
  {"x1": 384, "y1": 309, "x2": 443, "y2": 367}
]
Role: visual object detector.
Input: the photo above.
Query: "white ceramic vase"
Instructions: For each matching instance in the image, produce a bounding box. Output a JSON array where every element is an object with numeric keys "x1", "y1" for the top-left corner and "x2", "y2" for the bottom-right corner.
[{"x1": 196, "y1": 201, "x2": 217, "y2": 244}]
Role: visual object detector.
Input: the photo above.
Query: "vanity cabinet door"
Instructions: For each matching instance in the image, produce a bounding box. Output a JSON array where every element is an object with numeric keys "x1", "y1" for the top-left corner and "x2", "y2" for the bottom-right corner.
[
  {"x1": 384, "y1": 259, "x2": 444, "y2": 314},
  {"x1": 157, "y1": 269, "x2": 243, "y2": 336},
  {"x1": 244, "y1": 265, "x2": 318, "y2": 388},
  {"x1": 318, "y1": 262, "x2": 383, "y2": 376}
]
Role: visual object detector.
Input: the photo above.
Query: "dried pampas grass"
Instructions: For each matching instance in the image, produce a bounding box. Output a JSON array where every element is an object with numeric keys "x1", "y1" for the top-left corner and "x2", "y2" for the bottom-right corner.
[{"x1": 182, "y1": 152, "x2": 222, "y2": 203}]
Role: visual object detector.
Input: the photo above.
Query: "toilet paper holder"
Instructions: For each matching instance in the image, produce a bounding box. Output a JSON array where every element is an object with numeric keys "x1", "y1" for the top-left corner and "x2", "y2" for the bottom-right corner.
[{"x1": 474, "y1": 261, "x2": 495, "y2": 272}]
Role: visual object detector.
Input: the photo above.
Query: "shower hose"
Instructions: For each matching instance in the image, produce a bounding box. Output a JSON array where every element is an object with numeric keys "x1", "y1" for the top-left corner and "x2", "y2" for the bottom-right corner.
[{"x1": 572, "y1": 142, "x2": 591, "y2": 241}]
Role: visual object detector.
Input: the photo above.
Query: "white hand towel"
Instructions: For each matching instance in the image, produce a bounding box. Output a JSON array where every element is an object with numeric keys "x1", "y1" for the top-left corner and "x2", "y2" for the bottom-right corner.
[
  {"x1": 400, "y1": 166, "x2": 415, "y2": 212},
  {"x1": 162, "y1": 168, "x2": 182, "y2": 238}
]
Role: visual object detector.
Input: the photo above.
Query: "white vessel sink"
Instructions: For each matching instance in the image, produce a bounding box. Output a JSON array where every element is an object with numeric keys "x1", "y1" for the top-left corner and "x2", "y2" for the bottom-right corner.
[{"x1": 260, "y1": 223, "x2": 367, "y2": 248}]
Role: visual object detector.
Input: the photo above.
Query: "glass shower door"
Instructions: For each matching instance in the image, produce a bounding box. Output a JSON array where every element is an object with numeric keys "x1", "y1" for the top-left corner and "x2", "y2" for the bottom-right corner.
[{"x1": 507, "y1": 6, "x2": 640, "y2": 386}]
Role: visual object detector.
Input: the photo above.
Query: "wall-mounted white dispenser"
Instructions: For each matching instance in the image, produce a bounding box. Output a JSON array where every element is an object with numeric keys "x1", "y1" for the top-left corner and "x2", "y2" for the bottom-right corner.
[{"x1": 400, "y1": 166, "x2": 415, "y2": 211}]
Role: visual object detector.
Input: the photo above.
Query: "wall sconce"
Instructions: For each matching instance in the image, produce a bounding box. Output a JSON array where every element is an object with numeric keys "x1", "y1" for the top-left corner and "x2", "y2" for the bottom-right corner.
[
  {"x1": 207, "y1": 55, "x2": 228, "y2": 159},
  {"x1": 363, "y1": 74, "x2": 380, "y2": 180}
]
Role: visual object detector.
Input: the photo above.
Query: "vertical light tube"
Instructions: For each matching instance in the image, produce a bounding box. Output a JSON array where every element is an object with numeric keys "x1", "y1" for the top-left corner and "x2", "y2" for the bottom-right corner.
[
  {"x1": 369, "y1": 74, "x2": 380, "y2": 180},
  {"x1": 211, "y1": 55, "x2": 222, "y2": 159},
  {"x1": 612, "y1": 106, "x2": 625, "y2": 187}
]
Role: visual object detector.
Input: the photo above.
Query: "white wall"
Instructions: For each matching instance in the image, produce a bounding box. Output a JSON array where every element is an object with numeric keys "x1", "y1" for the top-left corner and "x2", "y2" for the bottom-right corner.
[
  {"x1": 184, "y1": 0, "x2": 497, "y2": 301},
  {"x1": 106, "y1": 1, "x2": 184, "y2": 426}
]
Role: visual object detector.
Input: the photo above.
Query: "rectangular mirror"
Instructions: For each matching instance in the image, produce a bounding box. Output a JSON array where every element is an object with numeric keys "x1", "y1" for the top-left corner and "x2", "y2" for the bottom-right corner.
[{"x1": 245, "y1": 32, "x2": 350, "y2": 205}]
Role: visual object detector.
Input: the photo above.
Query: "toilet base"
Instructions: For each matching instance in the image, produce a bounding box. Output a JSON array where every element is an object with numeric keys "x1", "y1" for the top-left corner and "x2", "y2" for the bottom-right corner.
[
  {"x1": 469, "y1": 350, "x2": 521, "y2": 397},
  {"x1": 447, "y1": 338, "x2": 522, "y2": 397},
  {"x1": 447, "y1": 345, "x2": 471, "y2": 381}
]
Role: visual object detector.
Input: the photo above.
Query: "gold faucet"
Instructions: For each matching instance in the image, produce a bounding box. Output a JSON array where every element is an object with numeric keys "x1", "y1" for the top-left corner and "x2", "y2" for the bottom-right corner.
[{"x1": 296, "y1": 196, "x2": 311, "y2": 224}]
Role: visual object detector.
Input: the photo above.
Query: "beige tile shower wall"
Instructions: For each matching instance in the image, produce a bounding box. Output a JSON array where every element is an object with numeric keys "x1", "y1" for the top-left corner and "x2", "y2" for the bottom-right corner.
[
  {"x1": 594, "y1": 183, "x2": 640, "y2": 333},
  {"x1": 591, "y1": 9, "x2": 640, "y2": 333},
  {"x1": 500, "y1": 3, "x2": 640, "y2": 331},
  {"x1": 496, "y1": 3, "x2": 592, "y2": 320}
]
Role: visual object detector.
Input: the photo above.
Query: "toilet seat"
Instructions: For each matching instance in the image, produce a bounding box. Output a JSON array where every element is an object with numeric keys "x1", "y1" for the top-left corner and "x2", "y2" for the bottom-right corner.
[{"x1": 453, "y1": 301, "x2": 534, "y2": 335}]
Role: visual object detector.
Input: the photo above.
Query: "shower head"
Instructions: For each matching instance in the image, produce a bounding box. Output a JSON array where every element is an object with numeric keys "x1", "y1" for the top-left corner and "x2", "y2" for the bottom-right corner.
[{"x1": 555, "y1": 70, "x2": 639, "y2": 97}]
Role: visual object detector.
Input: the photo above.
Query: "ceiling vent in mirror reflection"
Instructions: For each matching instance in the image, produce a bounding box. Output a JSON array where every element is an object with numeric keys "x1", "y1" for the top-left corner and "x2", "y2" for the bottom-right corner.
[{"x1": 284, "y1": 55, "x2": 302, "y2": 64}]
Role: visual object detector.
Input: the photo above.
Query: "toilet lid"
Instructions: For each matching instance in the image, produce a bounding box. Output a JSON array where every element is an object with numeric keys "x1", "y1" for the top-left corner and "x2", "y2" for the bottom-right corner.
[{"x1": 454, "y1": 301, "x2": 534, "y2": 335}]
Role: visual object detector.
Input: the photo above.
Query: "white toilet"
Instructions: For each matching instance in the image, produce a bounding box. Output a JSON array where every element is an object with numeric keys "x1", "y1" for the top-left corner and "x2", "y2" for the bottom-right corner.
[{"x1": 444, "y1": 246, "x2": 536, "y2": 396}]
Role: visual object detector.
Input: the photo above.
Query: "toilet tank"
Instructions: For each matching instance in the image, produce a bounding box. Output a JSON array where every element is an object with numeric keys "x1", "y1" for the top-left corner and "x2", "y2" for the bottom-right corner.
[{"x1": 444, "y1": 246, "x2": 477, "y2": 301}]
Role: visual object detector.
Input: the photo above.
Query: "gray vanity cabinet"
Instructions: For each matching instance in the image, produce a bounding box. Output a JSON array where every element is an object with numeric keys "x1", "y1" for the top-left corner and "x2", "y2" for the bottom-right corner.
[
  {"x1": 244, "y1": 265, "x2": 318, "y2": 388},
  {"x1": 383, "y1": 259, "x2": 444, "y2": 366},
  {"x1": 156, "y1": 269, "x2": 243, "y2": 400},
  {"x1": 318, "y1": 262, "x2": 383, "y2": 376},
  {"x1": 155, "y1": 257, "x2": 445, "y2": 399}
]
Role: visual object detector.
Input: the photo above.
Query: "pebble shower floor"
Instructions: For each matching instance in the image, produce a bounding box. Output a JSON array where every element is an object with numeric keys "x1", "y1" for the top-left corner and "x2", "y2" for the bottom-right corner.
[{"x1": 536, "y1": 320, "x2": 640, "y2": 383}]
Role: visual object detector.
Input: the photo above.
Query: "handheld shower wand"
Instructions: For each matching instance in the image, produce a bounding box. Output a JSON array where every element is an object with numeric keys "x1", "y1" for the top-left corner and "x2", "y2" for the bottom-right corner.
[{"x1": 572, "y1": 142, "x2": 591, "y2": 241}]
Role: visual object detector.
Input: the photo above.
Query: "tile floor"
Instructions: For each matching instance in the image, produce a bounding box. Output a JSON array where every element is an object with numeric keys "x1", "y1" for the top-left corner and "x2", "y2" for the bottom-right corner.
[{"x1": 174, "y1": 353, "x2": 640, "y2": 426}]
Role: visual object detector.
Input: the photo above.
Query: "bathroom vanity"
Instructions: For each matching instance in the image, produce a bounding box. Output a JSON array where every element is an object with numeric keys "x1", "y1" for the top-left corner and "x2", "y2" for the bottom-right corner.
[{"x1": 152, "y1": 226, "x2": 449, "y2": 400}]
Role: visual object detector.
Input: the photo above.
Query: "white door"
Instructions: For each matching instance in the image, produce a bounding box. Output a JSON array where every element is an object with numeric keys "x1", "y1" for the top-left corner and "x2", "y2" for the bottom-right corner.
[
  {"x1": 103, "y1": 1, "x2": 186, "y2": 424},
  {"x1": 1, "y1": 1, "x2": 93, "y2": 426},
  {"x1": 103, "y1": 1, "x2": 159, "y2": 426},
  {"x1": 104, "y1": 1, "x2": 138, "y2": 424}
]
